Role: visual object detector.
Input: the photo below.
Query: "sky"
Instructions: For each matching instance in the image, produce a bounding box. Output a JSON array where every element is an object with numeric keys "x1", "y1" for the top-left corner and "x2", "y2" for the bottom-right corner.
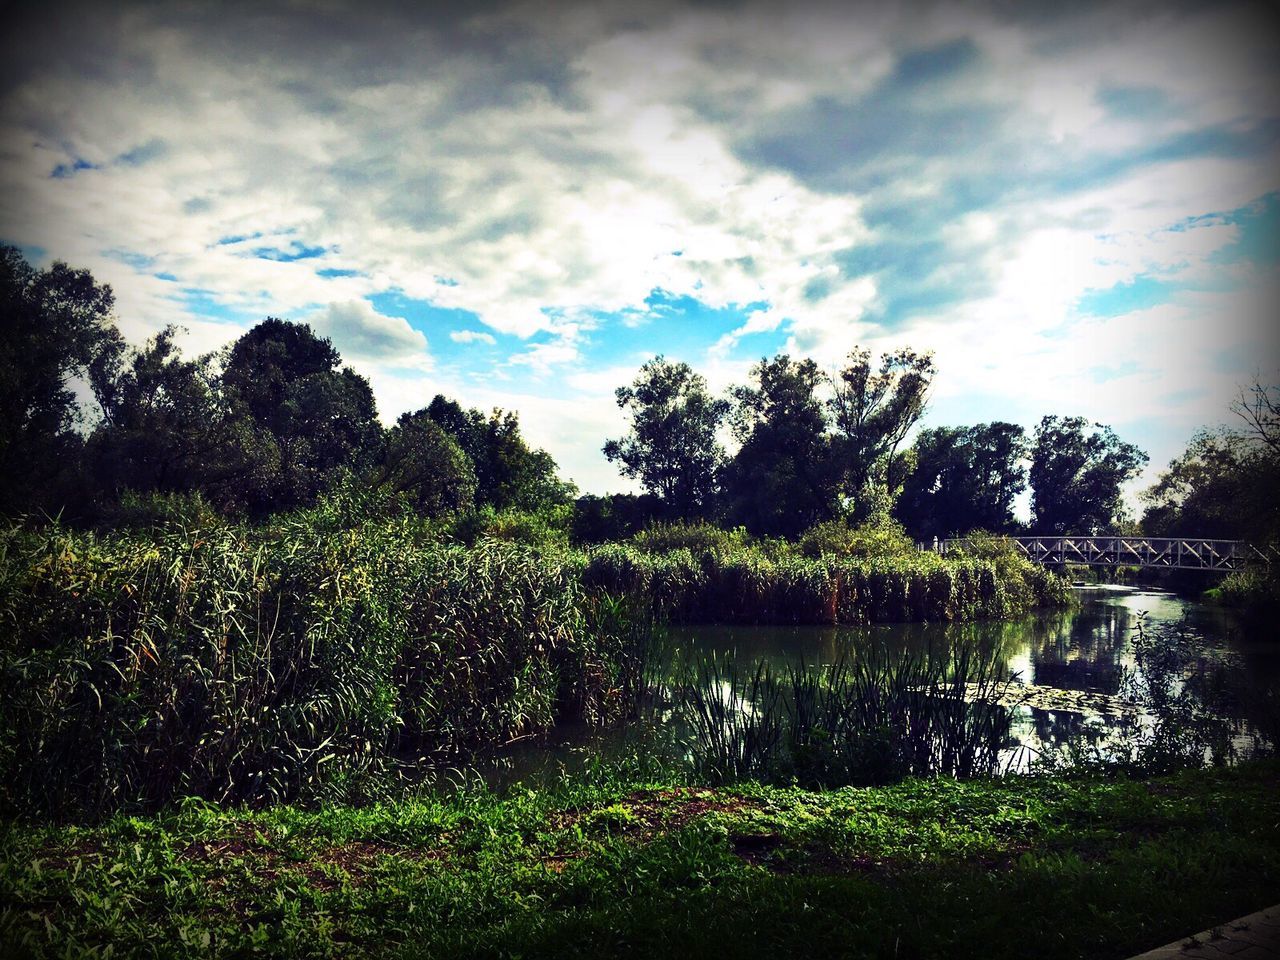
[{"x1": 2, "y1": 0, "x2": 1278, "y2": 504}]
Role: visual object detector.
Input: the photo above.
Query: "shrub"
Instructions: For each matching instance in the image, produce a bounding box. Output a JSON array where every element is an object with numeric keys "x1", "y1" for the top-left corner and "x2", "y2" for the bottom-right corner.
[
  {"x1": 797, "y1": 517, "x2": 916, "y2": 560},
  {"x1": 630, "y1": 521, "x2": 750, "y2": 557}
]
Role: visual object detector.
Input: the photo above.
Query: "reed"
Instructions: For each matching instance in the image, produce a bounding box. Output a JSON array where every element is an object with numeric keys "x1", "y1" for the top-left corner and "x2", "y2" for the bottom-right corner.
[
  {"x1": 676, "y1": 638, "x2": 1021, "y2": 787},
  {"x1": 0, "y1": 518, "x2": 652, "y2": 817},
  {"x1": 581, "y1": 543, "x2": 1069, "y2": 625}
]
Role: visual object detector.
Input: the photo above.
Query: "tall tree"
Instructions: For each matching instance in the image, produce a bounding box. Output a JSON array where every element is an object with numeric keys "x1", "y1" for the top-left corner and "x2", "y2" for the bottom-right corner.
[
  {"x1": 896, "y1": 422, "x2": 1027, "y2": 540},
  {"x1": 426, "y1": 395, "x2": 572, "y2": 511},
  {"x1": 603, "y1": 356, "x2": 730, "y2": 518},
  {"x1": 375, "y1": 410, "x2": 477, "y2": 517},
  {"x1": 88, "y1": 326, "x2": 247, "y2": 503},
  {"x1": 0, "y1": 245, "x2": 123, "y2": 517},
  {"x1": 1029, "y1": 416, "x2": 1147, "y2": 534},
  {"x1": 1142, "y1": 380, "x2": 1280, "y2": 545},
  {"x1": 721, "y1": 355, "x2": 834, "y2": 537},
  {"x1": 828, "y1": 346, "x2": 936, "y2": 515},
  {"x1": 221, "y1": 318, "x2": 381, "y2": 515}
]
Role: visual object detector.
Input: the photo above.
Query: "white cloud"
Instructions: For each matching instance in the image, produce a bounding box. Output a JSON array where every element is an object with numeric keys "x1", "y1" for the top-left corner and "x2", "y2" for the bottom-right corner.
[
  {"x1": 311, "y1": 300, "x2": 430, "y2": 368},
  {"x1": 449, "y1": 329, "x2": 497, "y2": 345},
  {"x1": 1, "y1": 0, "x2": 1276, "y2": 494}
]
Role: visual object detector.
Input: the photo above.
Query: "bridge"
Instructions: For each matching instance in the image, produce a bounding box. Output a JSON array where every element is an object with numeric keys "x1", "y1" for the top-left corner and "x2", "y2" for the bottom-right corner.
[{"x1": 933, "y1": 536, "x2": 1276, "y2": 572}]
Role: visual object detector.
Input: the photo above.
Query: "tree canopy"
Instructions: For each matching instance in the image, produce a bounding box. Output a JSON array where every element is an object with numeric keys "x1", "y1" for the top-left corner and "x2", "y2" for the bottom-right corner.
[
  {"x1": 603, "y1": 356, "x2": 729, "y2": 519},
  {"x1": 0, "y1": 244, "x2": 123, "y2": 516},
  {"x1": 828, "y1": 347, "x2": 936, "y2": 514},
  {"x1": 1029, "y1": 416, "x2": 1147, "y2": 534},
  {"x1": 721, "y1": 355, "x2": 833, "y2": 538},
  {"x1": 896, "y1": 422, "x2": 1027, "y2": 540}
]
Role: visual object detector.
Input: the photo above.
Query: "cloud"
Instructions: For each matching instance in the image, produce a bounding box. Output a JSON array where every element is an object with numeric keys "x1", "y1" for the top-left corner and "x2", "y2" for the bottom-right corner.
[
  {"x1": 450, "y1": 329, "x2": 497, "y2": 345},
  {"x1": 311, "y1": 300, "x2": 430, "y2": 367},
  {"x1": 1, "y1": 0, "x2": 1277, "y2": 493}
]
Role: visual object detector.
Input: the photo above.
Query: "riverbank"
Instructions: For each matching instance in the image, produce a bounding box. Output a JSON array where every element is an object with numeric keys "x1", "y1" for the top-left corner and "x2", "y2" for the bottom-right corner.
[
  {"x1": 3, "y1": 761, "x2": 1277, "y2": 958},
  {"x1": 0, "y1": 519, "x2": 1070, "y2": 817}
]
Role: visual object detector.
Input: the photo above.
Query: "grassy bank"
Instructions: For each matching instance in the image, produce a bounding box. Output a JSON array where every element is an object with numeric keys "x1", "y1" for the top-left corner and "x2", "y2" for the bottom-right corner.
[{"x1": 3, "y1": 761, "x2": 1277, "y2": 959}]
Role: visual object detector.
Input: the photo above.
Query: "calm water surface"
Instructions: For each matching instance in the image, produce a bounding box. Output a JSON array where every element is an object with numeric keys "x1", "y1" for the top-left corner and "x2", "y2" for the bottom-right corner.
[{"x1": 497, "y1": 586, "x2": 1279, "y2": 783}]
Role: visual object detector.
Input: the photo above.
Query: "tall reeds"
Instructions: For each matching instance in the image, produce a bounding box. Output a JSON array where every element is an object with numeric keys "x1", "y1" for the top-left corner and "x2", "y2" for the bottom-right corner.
[
  {"x1": 581, "y1": 544, "x2": 1069, "y2": 625},
  {"x1": 0, "y1": 519, "x2": 652, "y2": 817},
  {"x1": 675, "y1": 638, "x2": 1022, "y2": 787}
]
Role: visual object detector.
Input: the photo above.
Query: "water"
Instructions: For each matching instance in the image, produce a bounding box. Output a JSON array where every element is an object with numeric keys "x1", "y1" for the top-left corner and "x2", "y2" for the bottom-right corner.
[{"x1": 493, "y1": 586, "x2": 1279, "y2": 784}]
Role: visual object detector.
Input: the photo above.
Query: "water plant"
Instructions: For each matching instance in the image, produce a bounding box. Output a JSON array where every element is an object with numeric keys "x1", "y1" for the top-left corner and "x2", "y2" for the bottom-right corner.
[
  {"x1": 675, "y1": 637, "x2": 1023, "y2": 787},
  {"x1": 0, "y1": 518, "x2": 652, "y2": 817}
]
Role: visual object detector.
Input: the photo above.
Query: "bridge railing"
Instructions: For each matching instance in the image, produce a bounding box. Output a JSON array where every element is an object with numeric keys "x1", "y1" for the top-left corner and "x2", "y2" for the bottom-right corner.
[{"x1": 928, "y1": 536, "x2": 1276, "y2": 571}]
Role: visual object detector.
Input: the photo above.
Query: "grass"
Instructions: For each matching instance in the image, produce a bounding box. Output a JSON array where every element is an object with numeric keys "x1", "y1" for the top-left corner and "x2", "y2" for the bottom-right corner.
[{"x1": 2, "y1": 761, "x2": 1278, "y2": 958}]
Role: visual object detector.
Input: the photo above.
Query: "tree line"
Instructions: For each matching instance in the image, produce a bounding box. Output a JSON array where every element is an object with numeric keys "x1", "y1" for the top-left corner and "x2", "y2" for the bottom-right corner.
[
  {"x1": 602, "y1": 352, "x2": 1150, "y2": 539},
  {"x1": 4, "y1": 244, "x2": 1273, "y2": 546},
  {"x1": 0, "y1": 246, "x2": 569, "y2": 525}
]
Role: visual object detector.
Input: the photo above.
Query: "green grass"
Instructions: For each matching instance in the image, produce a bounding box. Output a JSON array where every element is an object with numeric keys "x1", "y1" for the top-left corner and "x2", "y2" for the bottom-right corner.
[{"x1": 3, "y1": 761, "x2": 1278, "y2": 959}]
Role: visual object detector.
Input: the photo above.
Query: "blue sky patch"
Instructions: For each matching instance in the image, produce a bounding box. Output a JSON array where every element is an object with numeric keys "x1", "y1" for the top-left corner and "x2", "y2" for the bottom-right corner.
[
  {"x1": 1076, "y1": 275, "x2": 1174, "y2": 317},
  {"x1": 51, "y1": 158, "x2": 97, "y2": 179}
]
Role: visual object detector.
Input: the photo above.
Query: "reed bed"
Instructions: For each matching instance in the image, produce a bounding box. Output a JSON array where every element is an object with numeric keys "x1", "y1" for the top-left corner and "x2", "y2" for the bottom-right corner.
[
  {"x1": 0, "y1": 520, "x2": 650, "y2": 817},
  {"x1": 677, "y1": 640, "x2": 1022, "y2": 786},
  {"x1": 581, "y1": 544, "x2": 1069, "y2": 625}
]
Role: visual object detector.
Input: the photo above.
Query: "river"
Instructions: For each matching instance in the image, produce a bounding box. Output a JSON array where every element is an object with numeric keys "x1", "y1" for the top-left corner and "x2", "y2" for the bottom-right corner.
[{"x1": 493, "y1": 585, "x2": 1278, "y2": 785}]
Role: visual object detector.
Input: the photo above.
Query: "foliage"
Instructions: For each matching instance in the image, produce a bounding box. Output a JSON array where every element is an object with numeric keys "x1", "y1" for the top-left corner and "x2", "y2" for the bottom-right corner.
[
  {"x1": 374, "y1": 410, "x2": 477, "y2": 517},
  {"x1": 220, "y1": 318, "x2": 382, "y2": 516},
  {"x1": 721, "y1": 355, "x2": 834, "y2": 538},
  {"x1": 796, "y1": 516, "x2": 916, "y2": 560},
  {"x1": 828, "y1": 346, "x2": 936, "y2": 513},
  {"x1": 426, "y1": 395, "x2": 574, "y2": 512},
  {"x1": 581, "y1": 541, "x2": 1069, "y2": 626},
  {"x1": 896, "y1": 422, "x2": 1027, "y2": 540},
  {"x1": 1207, "y1": 566, "x2": 1280, "y2": 618},
  {"x1": 1029, "y1": 415, "x2": 1147, "y2": 534},
  {"x1": 87, "y1": 327, "x2": 267, "y2": 511},
  {"x1": 603, "y1": 356, "x2": 729, "y2": 518},
  {"x1": 630, "y1": 520, "x2": 750, "y2": 557},
  {"x1": 0, "y1": 244, "x2": 123, "y2": 518},
  {"x1": 0, "y1": 521, "x2": 650, "y2": 817},
  {"x1": 1142, "y1": 382, "x2": 1280, "y2": 547},
  {"x1": 451, "y1": 504, "x2": 574, "y2": 549},
  {"x1": 3, "y1": 763, "x2": 1279, "y2": 959},
  {"x1": 571, "y1": 493, "x2": 661, "y2": 545}
]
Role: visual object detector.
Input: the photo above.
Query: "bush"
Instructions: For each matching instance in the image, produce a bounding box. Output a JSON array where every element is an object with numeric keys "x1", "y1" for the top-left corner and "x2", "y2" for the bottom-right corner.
[
  {"x1": 450, "y1": 504, "x2": 572, "y2": 548},
  {"x1": 797, "y1": 516, "x2": 916, "y2": 560},
  {"x1": 630, "y1": 521, "x2": 750, "y2": 557}
]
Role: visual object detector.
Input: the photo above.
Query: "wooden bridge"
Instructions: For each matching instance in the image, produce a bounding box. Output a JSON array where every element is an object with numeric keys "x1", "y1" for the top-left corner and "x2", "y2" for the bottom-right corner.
[{"x1": 933, "y1": 536, "x2": 1275, "y2": 572}]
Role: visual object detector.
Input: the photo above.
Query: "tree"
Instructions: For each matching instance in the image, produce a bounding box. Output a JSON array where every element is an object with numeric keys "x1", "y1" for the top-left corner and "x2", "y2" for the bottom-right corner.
[
  {"x1": 426, "y1": 395, "x2": 572, "y2": 511},
  {"x1": 895, "y1": 422, "x2": 1027, "y2": 540},
  {"x1": 88, "y1": 327, "x2": 240, "y2": 503},
  {"x1": 221, "y1": 318, "x2": 381, "y2": 515},
  {"x1": 1029, "y1": 416, "x2": 1147, "y2": 534},
  {"x1": 721, "y1": 355, "x2": 835, "y2": 537},
  {"x1": 828, "y1": 347, "x2": 936, "y2": 514},
  {"x1": 1142, "y1": 380, "x2": 1280, "y2": 545},
  {"x1": 0, "y1": 245, "x2": 124, "y2": 517},
  {"x1": 603, "y1": 356, "x2": 730, "y2": 519},
  {"x1": 375, "y1": 410, "x2": 477, "y2": 517}
]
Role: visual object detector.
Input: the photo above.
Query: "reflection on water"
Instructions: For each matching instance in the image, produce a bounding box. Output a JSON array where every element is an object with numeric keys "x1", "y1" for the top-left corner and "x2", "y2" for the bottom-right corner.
[{"x1": 495, "y1": 586, "x2": 1277, "y2": 784}]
